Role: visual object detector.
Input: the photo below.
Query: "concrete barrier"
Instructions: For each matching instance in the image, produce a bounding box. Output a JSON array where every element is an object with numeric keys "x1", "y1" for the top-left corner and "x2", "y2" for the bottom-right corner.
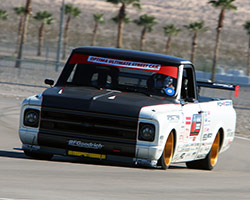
[{"x1": 196, "y1": 69, "x2": 250, "y2": 85}]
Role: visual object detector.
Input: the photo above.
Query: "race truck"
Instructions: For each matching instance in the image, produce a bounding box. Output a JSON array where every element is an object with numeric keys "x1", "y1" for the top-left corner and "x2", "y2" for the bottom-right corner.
[{"x1": 19, "y1": 46, "x2": 238, "y2": 170}]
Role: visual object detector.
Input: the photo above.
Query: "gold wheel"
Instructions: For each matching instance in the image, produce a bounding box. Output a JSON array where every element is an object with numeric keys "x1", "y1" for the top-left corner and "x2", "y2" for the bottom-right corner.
[
  {"x1": 163, "y1": 131, "x2": 174, "y2": 167},
  {"x1": 186, "y1": 131, "x2": 221, "y2": 170},
  {"x1": 210, "y1": 132, "x2": 220, "y2": 167}
]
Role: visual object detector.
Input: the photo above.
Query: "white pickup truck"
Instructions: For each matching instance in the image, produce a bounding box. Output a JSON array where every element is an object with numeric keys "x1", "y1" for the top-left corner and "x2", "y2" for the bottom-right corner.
[{"x1": 19, "y1": 47, "x2": 238, "y2": 170}]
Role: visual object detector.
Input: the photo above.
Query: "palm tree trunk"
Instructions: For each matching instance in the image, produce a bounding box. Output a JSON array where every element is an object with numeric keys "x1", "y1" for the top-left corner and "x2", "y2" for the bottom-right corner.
[
  {"x1": 92, "y1": 21, "x2": 98, "y2": 46},
  {"x1": 211, "y1": 8, "x2": 225, "y2": 82},
  {"x1": 211, "y1": 28, "x2": 221, "y2": 82},
  {"x1": 117, "y1": 3, "x2": 126, "y2": 48},
  {"x1": 247, "y1": 36, "x2": 250, "y2": 76},
  {"x1": 15, "y1": 15, "x2": 24, "y2": 54},
  {"x1": 140, "y1": 27, "x2": 147, "y2": 51},
  {"x1": 37, "y1": 22, "x2": 44, "y2": 56},
  {"x1": 63, "y1": 16, "x2": 71, "y2": 59},
  {"x1": 191, "y1": 32, "x2": 197, "y2": 63},
  {"x1": 15, "y1": 0, "x2": 32, "y2": 68},
  {"x1": 165, "y1": 36, "x2": 172, "y2": 54}
]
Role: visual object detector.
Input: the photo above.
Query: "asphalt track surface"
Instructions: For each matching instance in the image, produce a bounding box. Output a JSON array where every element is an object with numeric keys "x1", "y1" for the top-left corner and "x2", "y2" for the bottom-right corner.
[{"x1": 0, "y1": 96, "x2": 250, "y2": 200}]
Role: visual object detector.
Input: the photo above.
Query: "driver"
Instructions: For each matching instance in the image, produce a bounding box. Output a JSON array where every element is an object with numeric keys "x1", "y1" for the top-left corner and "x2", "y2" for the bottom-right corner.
[{"x1": 149, "y1": 73, "x2": 176, "y2": 96}]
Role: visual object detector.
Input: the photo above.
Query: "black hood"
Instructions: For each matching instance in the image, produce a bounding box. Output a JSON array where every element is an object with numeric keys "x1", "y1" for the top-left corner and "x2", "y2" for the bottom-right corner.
[{"x1": 42, "y1": 86, "x2": 174, "y2": 118}]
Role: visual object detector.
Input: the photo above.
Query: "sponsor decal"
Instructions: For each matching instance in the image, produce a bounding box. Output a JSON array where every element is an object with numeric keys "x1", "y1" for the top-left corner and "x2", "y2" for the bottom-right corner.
[
  {"x1": 68, "y1": 140, "x2": 104, "y2": 149},
  {"x1": 179, "y1": 133, "x2": 189, "y2": 143},
  {"x1": 186, "y1": 116, "x2": 191, "y2": 125},
  {"x1": 68, "y1": 150, "x2": 106, "y2": 159},
  {"x1": 204, "y1": 111, "x2": 211, "y2": 123},
  {"x1": 196, "y1": 154, "x2": 207, "y2": 159},
  {"x1": 201, "y1": 142, "x2": 212, "y2": 147},
  {"x1": 167, "y1": 115, "x2": 180, "y2": 123},
  {"x1": 68, "y1": 53, "x2": 179, "y2": 78},
  {"x1": 203, "y1": 133, "x2": 213, "y2": 141},
  {"x1": 164, "y1": 87, "x2": 175, "y2": 96},
  {"x1": 180, "y1": 153, "x2": 185, "y2": 159},
  {"x1": 177, "y1": 144, "x2": 190, "y2": 153},
  {"x1": 190, "y1": 114, "x2": 202, "y2": 136},
  {"x1": 227, "y1": 129, "x2": 234, "y2": 137},
  {"x1": 88, "y1": 56, "x2": 161, "y2": 71},
  {"x1": 203, "y1": 127, "x2": 210, "y2": 133},
  {"x1": 179, "y1": 134, "x2": 184, "y2": 141},
  {"x1": 217, "y1": 101, "x2": 232, "y2": 107}
]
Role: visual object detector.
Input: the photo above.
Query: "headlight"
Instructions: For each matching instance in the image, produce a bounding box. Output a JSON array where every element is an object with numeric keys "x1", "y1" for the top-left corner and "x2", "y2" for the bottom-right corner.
[
  {"x1": 138, "y1": 123, "x2": 155, "y2": 142},
  {"x1": 23, "y1": 109, "x2": 40, "y2": 128}
]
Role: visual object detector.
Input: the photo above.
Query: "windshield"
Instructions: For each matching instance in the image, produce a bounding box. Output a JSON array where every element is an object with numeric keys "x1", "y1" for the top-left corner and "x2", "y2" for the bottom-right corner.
[{"x1": 63, "y1": 54, "x2": 178, "y2": 97}]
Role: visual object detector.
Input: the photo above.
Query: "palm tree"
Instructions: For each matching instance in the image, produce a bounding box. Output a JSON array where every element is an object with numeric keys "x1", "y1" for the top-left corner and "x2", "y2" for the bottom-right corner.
[
  {"x1": 15, "y1": 0, "x2": 32, "y2": 68},
  {"x1": 92, "y1": 13, "x2": 105, "y2": 46},
  {"x1": 62, "y1": 4, "x2": 81, "y2": 59},
  {"x1": 184, "y1": 21, "x2": 208, "y2": 63},
  {"x1": 0, "y1": 9, "x2": 8, "y2": 20},
  {"x1": 208, "y1": 0, "x2": 237, "y2": 82},
  {"x1": 134, "y1": 14, "x2": 157, "y2": 51},
  {"x1": 106, "y1": 0, "x2": 141, "y2": 48},
  {"x1": 14, "y1": 6, "x2": 25, "y2": 54},
  {"x1": 112, "y1": 14, "x2": 131, "y2": 24},
  {"x1": 34, "y1": 11, "x2": 53, "y2": 56},
  {"x1": 243, "y1": 21, "x2": 250, "y2": 76},
  {"x1": 163, "y1": 24, "x2": 181, "y2": 55}
]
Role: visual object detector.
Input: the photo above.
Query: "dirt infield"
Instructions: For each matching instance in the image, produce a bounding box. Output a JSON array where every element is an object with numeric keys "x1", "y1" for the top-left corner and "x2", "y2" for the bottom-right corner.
[{"x1": 0, "y1": 65, "x2": 249, "y2": 138}]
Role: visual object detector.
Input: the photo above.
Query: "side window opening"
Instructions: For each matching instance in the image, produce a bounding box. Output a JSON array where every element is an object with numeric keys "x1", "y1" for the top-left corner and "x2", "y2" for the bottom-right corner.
[{"x1": 181, "y1": 67, "x2": 196, "y2": 101}]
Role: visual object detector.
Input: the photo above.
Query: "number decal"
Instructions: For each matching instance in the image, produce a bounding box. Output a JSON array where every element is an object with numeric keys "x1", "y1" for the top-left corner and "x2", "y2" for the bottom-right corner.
[{"x1": 190, "y1": 114, "x2": 202, "y2": 136}]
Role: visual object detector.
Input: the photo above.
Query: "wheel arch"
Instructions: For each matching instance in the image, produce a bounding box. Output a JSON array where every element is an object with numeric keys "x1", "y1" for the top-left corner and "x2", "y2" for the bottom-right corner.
[
  {"x1": 162, "y1": 128, "x2": 177, "y2": 155},
  {"x1": 217, "y1": 128, "x2": 224, "y2": 152},
  {"x1": 157, "y1": 128, "x2": 177, "y2": 169},
  {"x1": 171, "y1": 128, "x2": 177, "y2": 155}
]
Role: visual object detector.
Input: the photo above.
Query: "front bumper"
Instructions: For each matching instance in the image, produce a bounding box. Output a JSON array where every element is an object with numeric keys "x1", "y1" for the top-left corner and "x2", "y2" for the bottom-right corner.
[{"x1": 22, "y1": 143, "x2": 159, "y2": 168}]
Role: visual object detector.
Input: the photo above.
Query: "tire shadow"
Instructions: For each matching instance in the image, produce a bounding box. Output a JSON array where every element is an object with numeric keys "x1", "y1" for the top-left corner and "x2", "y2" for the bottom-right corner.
[
  {"x1": 0, "y1": 149, "x2": 187, "y2": 170},
  {"x1": 0, "y1": 150, "x2": 27, "y2": 159}
]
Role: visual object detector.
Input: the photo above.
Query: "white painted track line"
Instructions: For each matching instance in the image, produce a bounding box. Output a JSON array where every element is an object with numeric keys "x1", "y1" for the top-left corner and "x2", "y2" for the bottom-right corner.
[{"x1": 235, "y1": 136, "x2": 250, "y2": 141}]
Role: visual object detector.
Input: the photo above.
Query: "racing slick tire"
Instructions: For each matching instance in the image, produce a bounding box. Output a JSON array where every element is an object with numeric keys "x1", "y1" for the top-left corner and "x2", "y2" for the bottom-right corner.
[
  {"x1": 24, "y1": 150, "x2": 53, "y2": 160},
  {"x1": 186, "y1": 131, "x2": 221, "y2": 170},
  {"x1": 158, "y1": 131, "x2": 175, "y2": 169}
]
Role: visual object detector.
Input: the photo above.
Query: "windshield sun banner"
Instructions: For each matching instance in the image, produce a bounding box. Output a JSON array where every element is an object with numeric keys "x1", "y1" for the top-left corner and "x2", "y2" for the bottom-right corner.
[{"x1": 69, "y1": 53, "x2": 178, "y2": 78}]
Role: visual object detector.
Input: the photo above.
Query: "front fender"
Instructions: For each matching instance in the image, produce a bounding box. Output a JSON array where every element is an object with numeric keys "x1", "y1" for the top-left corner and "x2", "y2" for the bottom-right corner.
[{"x1": 137, "y1": 106, "x2": 181, "y2": 161}]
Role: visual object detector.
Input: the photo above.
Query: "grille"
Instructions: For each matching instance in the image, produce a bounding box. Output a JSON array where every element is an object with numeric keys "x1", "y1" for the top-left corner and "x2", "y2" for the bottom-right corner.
[{"x1": 39, "y1": 107, "x2": 138, "y2": 142}]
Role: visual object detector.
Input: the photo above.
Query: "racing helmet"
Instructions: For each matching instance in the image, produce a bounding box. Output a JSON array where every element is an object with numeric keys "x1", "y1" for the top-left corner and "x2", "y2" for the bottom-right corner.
[{"x1": 148, "y1": 73, "x2": 175, "y2": 95}]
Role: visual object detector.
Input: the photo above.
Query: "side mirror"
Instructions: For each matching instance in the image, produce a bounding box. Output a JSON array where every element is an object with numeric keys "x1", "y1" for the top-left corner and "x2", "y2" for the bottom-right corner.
[{"x1": 44, "y1": 79, "x2": 54, "y2": 87}]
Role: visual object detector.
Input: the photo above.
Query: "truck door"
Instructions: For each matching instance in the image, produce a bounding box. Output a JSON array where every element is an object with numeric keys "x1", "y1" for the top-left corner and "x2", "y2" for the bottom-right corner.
[
  {"x1": 179, "y1": 65, "x2": 204, "y2": 159},
  {"x1": 181, "y1": 105, "x2": 203, "y2": 144}
]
